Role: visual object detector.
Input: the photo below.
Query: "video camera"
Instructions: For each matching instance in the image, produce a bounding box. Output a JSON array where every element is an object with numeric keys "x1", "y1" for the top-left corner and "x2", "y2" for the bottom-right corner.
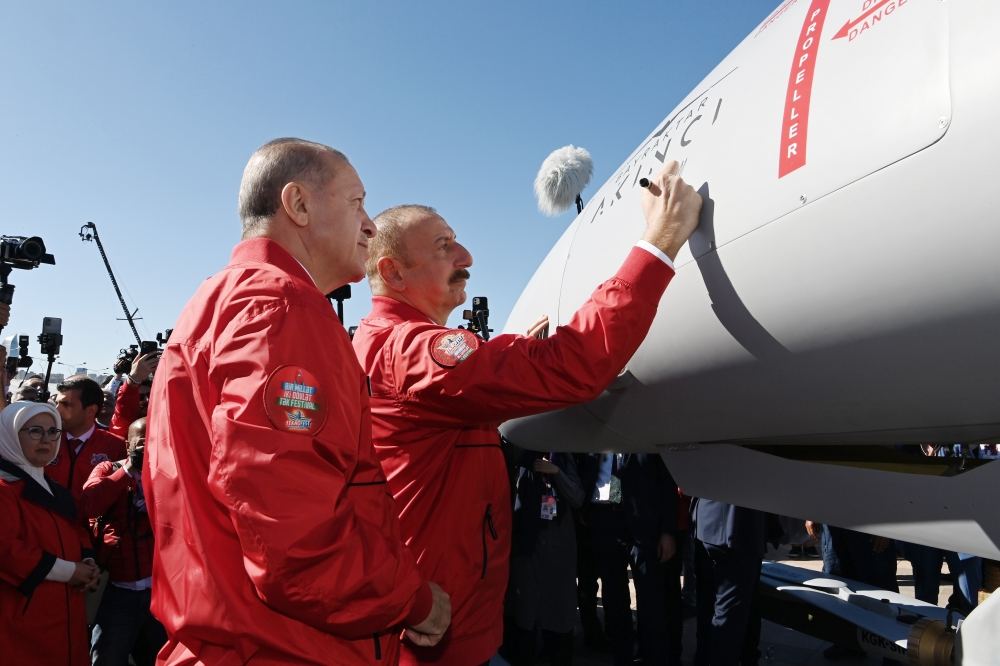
[
  {"x1": 114, "y1": 341, "x2": 158, "y2": 375},
  {"x1": 113, "y1": 329, "x2": 171, "y2": 375},
  {"x1": 0, "y1": 236, "x2": 55, "y2": 273},
  {"x1": 0, "y1": 235, "x2": 55, "y2": 334}
]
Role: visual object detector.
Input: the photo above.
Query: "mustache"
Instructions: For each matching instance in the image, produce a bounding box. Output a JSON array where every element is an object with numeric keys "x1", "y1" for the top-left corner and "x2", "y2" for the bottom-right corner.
[{"x1": 449, "y1": 269, "x2": 470, "y2": 283}]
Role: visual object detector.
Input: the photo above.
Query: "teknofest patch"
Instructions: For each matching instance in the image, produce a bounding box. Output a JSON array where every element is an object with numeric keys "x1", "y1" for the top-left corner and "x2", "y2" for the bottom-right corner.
[
  {"x1": 263, "y1": 366, "x2": 327, "y2": 435},
  {"x1": 429, "y1": 329, "x2": 480, "y2": 368}
]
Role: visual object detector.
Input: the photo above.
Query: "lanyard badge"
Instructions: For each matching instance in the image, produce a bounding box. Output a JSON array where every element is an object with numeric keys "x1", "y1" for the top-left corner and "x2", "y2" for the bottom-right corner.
[{"x1": 540, "y1": 493, "x2": 558, "y2": 520}]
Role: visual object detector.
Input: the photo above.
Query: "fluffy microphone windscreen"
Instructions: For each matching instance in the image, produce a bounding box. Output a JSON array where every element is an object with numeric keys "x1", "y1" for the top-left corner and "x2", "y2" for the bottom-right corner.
[{"x1": 534, "y1": 145, "x2": 593, "y2": 216}]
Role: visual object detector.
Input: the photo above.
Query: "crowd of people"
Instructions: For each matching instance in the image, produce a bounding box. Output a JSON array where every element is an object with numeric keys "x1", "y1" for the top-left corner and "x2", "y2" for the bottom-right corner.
[
  {"x1": 0, "y1": 137, "x2": 994, "y2": 666},
  {"x1": 0, "y1": 353, "x2": 161, "y2": 664}
]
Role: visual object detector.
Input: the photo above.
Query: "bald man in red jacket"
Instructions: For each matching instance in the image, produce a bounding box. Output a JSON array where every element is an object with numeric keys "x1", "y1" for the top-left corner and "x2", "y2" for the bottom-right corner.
[{"x1": 145, "y1": 139, "x2": 450, "y2": 665}]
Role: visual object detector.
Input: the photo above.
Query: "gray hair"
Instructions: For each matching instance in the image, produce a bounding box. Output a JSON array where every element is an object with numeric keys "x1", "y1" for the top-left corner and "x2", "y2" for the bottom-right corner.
[
  {"x1": 366, "y1": 204, "x2": 440, "y2": 291},
  {"x1": 238, "y1": 138, "x2": 348, "y2": 238}
]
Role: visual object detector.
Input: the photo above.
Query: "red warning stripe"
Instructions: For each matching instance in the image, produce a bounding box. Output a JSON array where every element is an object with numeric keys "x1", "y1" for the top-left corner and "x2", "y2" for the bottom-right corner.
[{"x1": 778, "y1": 0, "x2": 831, "y2": 179}]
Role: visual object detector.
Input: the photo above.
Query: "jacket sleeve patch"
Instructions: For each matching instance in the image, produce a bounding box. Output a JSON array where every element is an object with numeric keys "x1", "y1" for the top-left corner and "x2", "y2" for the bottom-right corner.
[
  {"x1": 262, "y1": 365, "x2": 327, "y2": 435},
  {"x1": 429, "y1": 329, "x2": 480, "y2": 368}
]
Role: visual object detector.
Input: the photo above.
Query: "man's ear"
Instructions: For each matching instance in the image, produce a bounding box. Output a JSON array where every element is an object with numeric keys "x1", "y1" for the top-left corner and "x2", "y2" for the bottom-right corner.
[
  {"x1": 280, "y1": 182, "x2": 310, "y2": 228},
  {"x1": 85, "y1": 403, "x2": 99, "y2": 421},
  {"x1": 377, "y1": 256, "x2": 406, "y2": 291}
]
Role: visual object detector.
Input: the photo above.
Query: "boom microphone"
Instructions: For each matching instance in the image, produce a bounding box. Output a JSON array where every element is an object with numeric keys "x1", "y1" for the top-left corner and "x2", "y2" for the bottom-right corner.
[{"x1": 534, "y1": 145, "x2": 593, "y2": 216}]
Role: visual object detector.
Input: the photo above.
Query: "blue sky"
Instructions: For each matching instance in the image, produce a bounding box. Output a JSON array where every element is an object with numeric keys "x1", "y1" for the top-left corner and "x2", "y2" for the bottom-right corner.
[{"x1": 2, "y1": 1, "x2": 779, "y2": 375}]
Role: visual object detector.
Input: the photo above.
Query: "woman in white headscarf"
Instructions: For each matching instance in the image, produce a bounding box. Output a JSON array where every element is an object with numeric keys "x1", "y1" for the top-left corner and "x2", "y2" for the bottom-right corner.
[{"x1": 0, "y1": 400, "x2": 99, "y2": 666}]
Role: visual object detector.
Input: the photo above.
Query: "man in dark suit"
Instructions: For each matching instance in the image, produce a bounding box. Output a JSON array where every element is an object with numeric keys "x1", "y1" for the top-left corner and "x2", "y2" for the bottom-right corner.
[
  {"x1": 692, "y1": 499, "x2": 767, "y2": 666},
  {"x1": 582, "y1": 453, "x2": 682, "y2": 666}
]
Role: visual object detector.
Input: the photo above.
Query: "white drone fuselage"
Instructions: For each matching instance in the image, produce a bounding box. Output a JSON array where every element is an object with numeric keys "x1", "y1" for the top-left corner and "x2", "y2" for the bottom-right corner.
[{"x1": 501, "y1": 0, "x2": 1000, "y2": 564}]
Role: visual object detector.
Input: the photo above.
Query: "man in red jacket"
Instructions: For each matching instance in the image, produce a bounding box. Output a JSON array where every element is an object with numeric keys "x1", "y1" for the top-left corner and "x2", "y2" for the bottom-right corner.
[
  {"x1": 108, "y1": 351, "x2": 159, "y2": 439},
  {"x1": 81, "y1": 417, "x2": 165, "y2": 665},
  {"x1": 145, "y1": 138, "x2": 450, "y2": 665},
  {"x1": 353, "y1": 161, "x2": 702, "y2": 666},
  {"x1": 50, "y1": 376, "x2": 127, "y2": 507}
]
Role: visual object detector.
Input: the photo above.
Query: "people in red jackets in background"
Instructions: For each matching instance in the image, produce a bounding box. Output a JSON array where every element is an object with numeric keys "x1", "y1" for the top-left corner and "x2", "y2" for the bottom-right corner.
[
  {"x1": 50, "y1": 375, "x2": 127, "y2": 507},
  {"x1": 82, "y1": 417, "x2": 166, "y2": 665},
  {"x1": 0, "y1": 401, "x2": 100, "y2": 666},
  {"x1": 145, "y1": 138, "x2": 450, "y2": 665},
  {"x1": 354, "y1": 160, "x2": 702, "y2": 666}
]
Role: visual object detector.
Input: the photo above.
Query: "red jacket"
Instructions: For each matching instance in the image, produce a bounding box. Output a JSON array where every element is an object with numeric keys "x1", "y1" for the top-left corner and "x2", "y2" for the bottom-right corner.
[
  {"x1": 353, "y1": 246, "x2": 673, "y2": 666},
  {"x1": 47, "y1": 427, "x2": 127, "y2": 508},
  {"x1": 0, "y1": 459, "x2": 93, "y2": 666},
  {"x1": 145, "y1": 238, "x2": 430, "y2": 665},
  {"x1": 80, "y1": 461, "x2": 153, "y2": 583},
  {"x1": 109, "y1": 380, "x2": 140, "y2": 439}
]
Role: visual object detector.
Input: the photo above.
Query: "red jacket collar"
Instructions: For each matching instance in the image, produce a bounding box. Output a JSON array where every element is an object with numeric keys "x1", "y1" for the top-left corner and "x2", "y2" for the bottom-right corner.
[
  {"x1": 229, "y1": 238, "x2": 315, "y2": 290},
  {"x1": 366, "y1": 296, "x2": 436, "y2": 325}
]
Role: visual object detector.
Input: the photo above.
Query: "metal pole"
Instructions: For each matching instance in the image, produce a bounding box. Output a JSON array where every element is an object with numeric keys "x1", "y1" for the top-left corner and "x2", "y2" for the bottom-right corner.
[{"x1": 79, "y1": 222, "x2": 141, "y2": 345}]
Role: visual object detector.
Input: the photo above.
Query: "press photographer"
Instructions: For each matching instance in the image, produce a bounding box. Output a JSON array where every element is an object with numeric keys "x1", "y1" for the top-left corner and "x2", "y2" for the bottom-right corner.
[
  {"x1": 80, "y1": 417, "x2": 166, "y2": 665},
  {"x1": 108, "y1": 343, "x2": 161, "y2": 439}
]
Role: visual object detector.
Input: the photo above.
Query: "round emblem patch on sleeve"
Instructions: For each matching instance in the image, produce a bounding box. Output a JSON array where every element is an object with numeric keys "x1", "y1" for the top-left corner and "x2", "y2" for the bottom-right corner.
[
  {"x1": 263, "y1": 366, "x2": 327, "y2": 435},
  {"x1": 429, "y1": 329, "x2": 481, "y2": 368}
]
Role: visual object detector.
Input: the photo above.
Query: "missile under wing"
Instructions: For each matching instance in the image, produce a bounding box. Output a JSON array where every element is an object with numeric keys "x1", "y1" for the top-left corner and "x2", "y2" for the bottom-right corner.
[{"x1": 500, "y1": 0, "x2": 1000, "y2": 560}]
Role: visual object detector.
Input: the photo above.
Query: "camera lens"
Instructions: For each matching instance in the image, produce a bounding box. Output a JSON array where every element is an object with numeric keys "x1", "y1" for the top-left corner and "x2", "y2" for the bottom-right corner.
[{"x1": 18, "y1": 237, "x2": 45, "y2": 261}]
